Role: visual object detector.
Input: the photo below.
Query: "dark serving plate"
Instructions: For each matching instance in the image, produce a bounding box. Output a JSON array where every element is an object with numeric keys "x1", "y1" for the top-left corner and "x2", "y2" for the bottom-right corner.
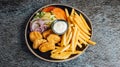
[{"x1": 25, "y1": 4, "x2": 93, "y2": 62}]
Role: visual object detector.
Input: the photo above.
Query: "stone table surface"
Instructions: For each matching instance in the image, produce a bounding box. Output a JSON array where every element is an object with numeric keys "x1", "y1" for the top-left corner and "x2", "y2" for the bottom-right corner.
[{"x1": 0, "y1": 0, "x2": 120, "y2": 67}]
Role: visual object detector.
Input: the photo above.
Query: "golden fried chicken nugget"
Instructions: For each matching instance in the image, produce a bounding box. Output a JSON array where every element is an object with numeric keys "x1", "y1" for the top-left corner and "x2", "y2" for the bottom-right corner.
[
  {"x1": 39, "y1": 42, "x2": 55, "y2": 52},
  {"x1": 43, "y1": 29, "x2": 53, "y2": 38},
  {"x1": 29, "y1": 31, "x2": 42, "y2": 42},
  {"x1": 33, "y1": 39, "x2": 47, "y2": 49},
  {"x1": 47, "y1": 34, "x2": 61, "y2": 43}
]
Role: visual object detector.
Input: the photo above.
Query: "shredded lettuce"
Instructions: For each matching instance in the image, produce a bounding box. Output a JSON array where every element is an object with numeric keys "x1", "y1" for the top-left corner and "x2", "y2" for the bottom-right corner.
[
  {"x1": 34, "y1": 12, "x2": 45, "y2": 18},
  {"x1": 32, "y1": 11, "x2": 57, "y2": 29}
]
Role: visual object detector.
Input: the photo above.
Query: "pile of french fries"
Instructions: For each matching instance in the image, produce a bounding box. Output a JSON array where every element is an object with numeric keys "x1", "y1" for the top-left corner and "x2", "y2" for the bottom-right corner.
[
  {"x1": 50, "y1": 8, "x2": 96, "y2": 59},
  {"x1": 65, "y1": 8, "x2": 96, "y2": 49}
]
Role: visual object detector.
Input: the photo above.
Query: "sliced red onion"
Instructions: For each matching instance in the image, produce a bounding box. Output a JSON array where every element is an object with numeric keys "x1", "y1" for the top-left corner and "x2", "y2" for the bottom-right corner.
[
  {"x1": 30, "y1": 21, "x2": 39, "y2": 31},
  {"x1": 34, "y1": 25, "x2": 48, "y2": 33},
  {"x1": 30, "y1": 19, "x2": 49, "y2": 33}
]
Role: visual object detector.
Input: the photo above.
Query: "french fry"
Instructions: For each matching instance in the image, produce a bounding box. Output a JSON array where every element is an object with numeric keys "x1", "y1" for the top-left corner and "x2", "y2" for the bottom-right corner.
[
  {"x1": 65, "y1": 8, "x2": 72, "y2": 24},
  {"x1": 71, "y1": 8, "x2": 75, "y2": 16},
  {"x1": 78, "y1": 36, "x2": 88, "y2": 45},
  {"x1": 71, "y1": 26, "x2": 77, "y2": 52},
  {"x1": 80, "y1": 14, "x2": 91, "y2": 31},
  {"x1": 77, "y1": 30, "x2": 96, "y2": 46},
  {"x1": 69, "y1": 16, "x2": 78, "y2": 28},
  {"x1": 63, "y1": 33, "x2": 67, "y2": 46},
  {"x1": 52, "y1": 45, "x2": 70, "y2": 54},
  {"x1": 66, "y1": 32, "x2": 72, "y2": 45},
  {"x1": 78, "y1": 27, "x2": 90, "y2": 40},
  {"x1": 66, "y1": 24, "x2": 74, "y2": 44},
  {"x1": 61, "y1": 32, "x2": 67, "y2": 46},
  {"x1": 69, "y1": 14, "x2": 91, "y2": 48},
  {"x1": 51, "y1": 47, "x2": 63, "y2": 54},
  {"x1": 78, "y1": 33, "x2": 96, "y2": 46},
  {"x1": 66, "y1": 24, "x2": 72, "y2": 36},
  {"x1": 51, "y1": 51, "x2": 72, "y2": 59},
  {"x1": 74, "y1": 26, "x2": 79, "y2": 50},
  {"x1": 74, "y1": 12, "x2": 88, "y2": 31},
  {"x1": 74, "y1": 18, "x2": 91, "y2": 35},
  {"x1": 74, "y1": 22, "x2": 90, "y2": 39},
  {"x1": 69, "y1": 14, "x2": 90, "y2": 40},
  {"x1": 77, "y1": 41, "x2": 82, "y2": 48},
  {"x1": 86, "y1": 39, "x2": 96, "y2": 45},
  {"x1": 61, "y1": 45, "x2": 70, "y2": 52},
  {"x1": 74, "y1": 10, "x2": 91, "y2": 35},
  {"x1": 69, "y1": 10, "x2": 96, "y2": 46},
  {"x1": 79, "y1": 29, "x2": 90, "y2": 39},
  {"x1": 70, "y1": 17, "x2": 90, "y2": 39},
  {"x1": 70, "y1": 9, "x2": 90, "y2": 35},
  {"x1": 65, "y1": 8, "x2": 69, "y2": 18}
]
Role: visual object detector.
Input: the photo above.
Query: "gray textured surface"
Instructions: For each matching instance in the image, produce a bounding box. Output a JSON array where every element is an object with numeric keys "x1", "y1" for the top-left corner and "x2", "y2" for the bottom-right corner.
[{"x1": 0, "y1": 0, "x2": 120, "y2": 67}]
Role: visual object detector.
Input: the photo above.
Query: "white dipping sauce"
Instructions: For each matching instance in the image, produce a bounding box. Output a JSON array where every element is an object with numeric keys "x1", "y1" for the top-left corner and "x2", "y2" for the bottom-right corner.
[{"x1": 53, "y1": 21, "x2": 67, "y2": 34}]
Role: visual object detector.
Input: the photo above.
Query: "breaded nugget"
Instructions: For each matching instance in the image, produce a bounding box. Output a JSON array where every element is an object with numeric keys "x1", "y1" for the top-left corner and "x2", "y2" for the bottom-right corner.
[
  {"x1": 33, "y1": 39, "x2": 47, "y2": 49},
  {"x1": 42, "y1": 29, "x2": 53, "y2": 38},
  {"x1": 47, "y1": 34, "x2": 61, "y2": 43},
  {"x1": 29, "y1": 31, "x2": 42, "y2": 42},
  {"x1": 39, "y1": 42, "x2": 55, "y2": 52}
]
